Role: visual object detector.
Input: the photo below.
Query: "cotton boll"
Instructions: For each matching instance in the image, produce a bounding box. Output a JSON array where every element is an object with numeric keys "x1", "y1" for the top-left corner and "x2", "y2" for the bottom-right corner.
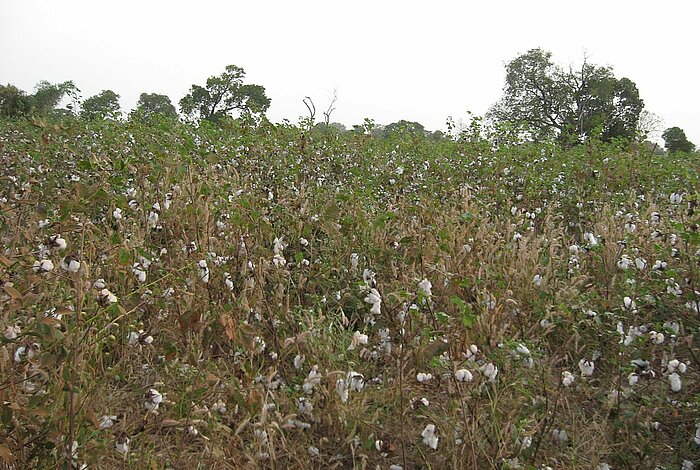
[
  {"x1": 455, "y1": 369, "x2": 473, "y2": 382},
  {"x1": 115, "y1": 437, "x2": 130, "y2": 455},
  {"x1": 552, "y1": 428, "x2": 567, "y2": 443},
  {"x1": 348, "y1": 331, "x2": 368, "y2": 350},
  {"x1": 417, "y1": 278, "x2": 432, "y2": 297},
  {"x1": 562, "y1": 371, "x2": 575, "y2": 387},
  {"x1": 32, "y1": 259, "x2": 55, "y2": 273},
  {"x1": 336, "y1": 378, "x2": 348, "y2": 403},
  {"x1": 628, "y1": 373, "x2": 639, "y2": 386},
  {"x1": 416, "y1": 372, "x2": 433, "y2": 383},
  {"x1": 669, "y1": 373, "x2": 682, "y2": 392},
  {"x1": 60, "y1": 256, "x2": 80, "y2": 273},
  {"x1": 4, "y1": 325, "x2": 21, "y2": 340},
  {"x1": 421, "y1": 424, "x2": 438, "y2": 449},
  {"x1": 579, "y1": 359, "x2": 595, "y2": 376},
  {"x1": 132, "y1": 264, "x2": 147, "y2": 283},
  {"x1": 480, "y1": 363, "x2": 498, "y2": 382},
  {"x1": 293, "y1": 354, "x2": 305, "y2": 369}
]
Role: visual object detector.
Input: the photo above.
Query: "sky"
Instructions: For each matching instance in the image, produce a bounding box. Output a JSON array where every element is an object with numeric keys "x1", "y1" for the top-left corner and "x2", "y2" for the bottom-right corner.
[{"x1": 1, "y1": 0, "x2": 699, "y2": 144}]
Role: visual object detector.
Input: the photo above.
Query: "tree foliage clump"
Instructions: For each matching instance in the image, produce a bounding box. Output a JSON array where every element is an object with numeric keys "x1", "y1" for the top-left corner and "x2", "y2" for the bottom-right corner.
[
  {"x1": 1, "y1": 81, "x2": 79, "y2": 119},
  {"x1": 81, "y1": 90, "x2": 121, "y2": 120},
  {"x1": 489, "y1": 48, "x2": 645, "y2": 145},
  {"x1": 133, "y1": 93, "x2": 177, "y2": 120},
  {"x1": 662, "y1": 126, "x2": 695, "y2": 153},
  {"x1": 179, "y1": 65, "x2": 271, "y2": 122}
]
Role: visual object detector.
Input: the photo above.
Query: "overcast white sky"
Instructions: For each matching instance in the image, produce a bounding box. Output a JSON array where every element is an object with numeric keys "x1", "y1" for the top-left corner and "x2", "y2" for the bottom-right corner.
[{"x1": 1, "y1": 0, "x2": 698, "y2": 143}]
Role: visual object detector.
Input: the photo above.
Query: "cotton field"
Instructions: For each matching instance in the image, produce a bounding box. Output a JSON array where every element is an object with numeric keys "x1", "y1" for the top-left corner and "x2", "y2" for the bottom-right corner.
[{"x1": 0, "y1": 118, "x2": 698, "y2": 468}]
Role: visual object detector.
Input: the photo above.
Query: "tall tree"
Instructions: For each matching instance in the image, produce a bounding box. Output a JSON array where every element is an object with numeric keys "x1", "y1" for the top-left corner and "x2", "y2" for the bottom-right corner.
[
  {"x1": 383, "y1": 120, "x2": 427, "y2": 138},
  {"x1": 179, "y1": 65, "x2": 271, "y2": 122},
  {"x1": 662, "y1": 127, "x2": 695, "y2": 153},
  {"x1": 29, "y1": 80, "x2": 80, "y2": 116},
  {"x1": 81, "y1": 90, "x2": 121, "y2": 120},
  {"x1": 489, "y1": 48, "x2": 644, "y2": 144},
  {"x1": 133, "y1": 93, "x2": 177, "y2": 119},
  {"x1": 0, "y1": 84, "x2": 31, "y2": 118}
]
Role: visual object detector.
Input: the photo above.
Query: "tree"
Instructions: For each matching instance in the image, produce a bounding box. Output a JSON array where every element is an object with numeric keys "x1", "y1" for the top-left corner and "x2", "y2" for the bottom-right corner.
[
  {"x1": 81, "y1": 90, "x2": 121, "y2": 120},
  {"x1": 383, "y1": 120, "x2": 427, "y2": 138},
  {"x1": 179, "y1": 65, "x2": 270, "y2": 122},
  {"x1": 29, "y1": 80, "x2": 80, "y2": 116},
  {"x1": 488, "y1": 48, "x2": 644, "y2": 144},
  {"x1": 0, "y1": 84, "x2": 31, "y2": 118},
  {"x1": 662, "y1": 127, "x2": 695, "y2": 153},
  {"x1": 133, "y1": 93, "x2": 177, "y2": 119}
]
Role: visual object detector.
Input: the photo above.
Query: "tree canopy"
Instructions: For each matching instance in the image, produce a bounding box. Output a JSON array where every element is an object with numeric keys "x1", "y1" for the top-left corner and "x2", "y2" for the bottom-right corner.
[
  {"x1": 179, "y1": 65, "x2": 271, "y2": 122},
  {"x1": 29, "y1": 80, "x2": 80, "y2": 116},
  {"x1": 488, "y1": 48, "x2": 644, "y2": 145},
  {"x1": 383, "y1": 120, "x2": 427, "y2": 138},
  {"x1": 0, "y1": 84, "x2": 31, "y2": 118},
  {"x1": 133, "y1": 93, "x2": 177, "y2": 119},
  {"x1": 1, "y1": 81, "x2": 79, "y2": 119},
  {"x1": 662, "y1": 127, "x2": 695, "y2": 153},
  {"x1": 81, "y1": 90, "x2": 121, "y2": 120}
]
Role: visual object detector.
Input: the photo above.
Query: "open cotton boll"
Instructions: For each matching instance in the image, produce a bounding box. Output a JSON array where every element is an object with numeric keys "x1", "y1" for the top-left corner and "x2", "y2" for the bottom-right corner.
[
  {"x1": 60, "y1": 256, "x2": 80, "y2": 273},
  {"x1": 115, "y1": 437, "x2": 130, "y2": 455},
  {"x1": 132, "y1": 263, "x2": 146, "y2": 283},
  {"x1": 32, "y1": 259, "x2": 55, "y2": 273},
  {"x1": 561, "y1": 371, "x2": 575, "y2": 387},
  {"x1": 303, "y1": 365, "x2": 322, "y2": 394},
  {"x1": 455, "y1": 369, "x2": 473, "y2": 382},
  {"x1": 348, "y1": 331, "x2": 368, "y2": 350},
  {"x1": 417, "y1": 278, "x2": 432, "y2": 297},
  {"x1": 480, "y1": 363, "x2": 498, "y2": 382},
  {"x1": 49, "y1": 234, "x2": 67, "y2": 250},
  {"x1": 421, "y1": 424, "x2": 438, "y2": 449},
  {"x1": 416, "y1": 372, "x2": 433, "y2": 383},
  {"x1": 669, "y1": 373, "x2": 682, "y2": 392},
  {"x1": 578, "y1": 359, "x2": 595, "y2": 376}
]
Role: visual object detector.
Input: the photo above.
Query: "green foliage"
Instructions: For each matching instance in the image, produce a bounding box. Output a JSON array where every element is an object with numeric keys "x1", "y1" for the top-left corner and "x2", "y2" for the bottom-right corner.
[
  {"x1": 132, "y1": 92, "x2": 177, "y2": 120},
  {"x1": 383, "y1": 120, "x2": 427, "y2": 138},
  {"x1": 489, "y1": 48, "x2": 645, "y2": 145},
  {"x1": 29, "y1": 80, "x2": 80, "y2": 117},
  {"x1": 0, "y1": 83, "x2": 31, "y2": 118},
  {"x1": 179, "y1": 64, "x2": 271, "y2": 122},
  {"x1": 662, "y1": 126, "x2": 695, "y2": 153},
  {"x1": 81, "y1": 89, "x2": 121, "y2": 120}
]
